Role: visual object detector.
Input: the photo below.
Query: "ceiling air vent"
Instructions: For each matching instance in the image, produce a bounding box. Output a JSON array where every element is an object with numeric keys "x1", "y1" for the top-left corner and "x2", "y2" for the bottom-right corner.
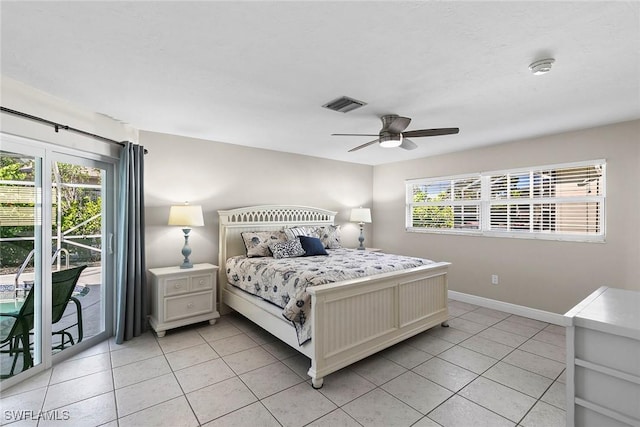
[{"x1": 322, "y1": 96, "x2": 367, "y2": 113}]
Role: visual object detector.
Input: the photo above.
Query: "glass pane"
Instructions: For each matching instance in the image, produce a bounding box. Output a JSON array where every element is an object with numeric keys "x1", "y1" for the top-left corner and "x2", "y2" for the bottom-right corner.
[
  {"x1": 490, "y1": 204, "x2": 508, "y2": 230},
  {"x1": 551, "y1": 202, "x2": 601, "y2": 234},
  {"x1": 510, "y1": 204, "x2": 531, "y2": 230},
  {"x1": 411, "y1": 205, "x2": 454, "y2": 229},
  {"x1": 1, "y1": 150, "x2": 42, "y2": 380},
  {"x1": 411, "y1": 181, "x2": 451, "y2": 202},
  {"x1": 51, "y1": 161, "x2": 105, "y2": 355},
  {"x1": 532, "y1": 171, "x2": 555, "y2": 198},
  {"x1": 554, "y1": 166, "x2": 604, "y2": 197},
  {"x1": 453, "y1": 177, "x2": 481, "y2": 201},
  {"x1": 490, "y1": 175, "x2": 508, "y2": 199},
  {"x1": 453, "y1": 205, "x2": 480, "y2": 230},
  {"x1": 532, "y1": 203, "x2": 556, "y2": 231},
  {"x1": 509, "y1": 173, "x2": 530, "y2": 199}
]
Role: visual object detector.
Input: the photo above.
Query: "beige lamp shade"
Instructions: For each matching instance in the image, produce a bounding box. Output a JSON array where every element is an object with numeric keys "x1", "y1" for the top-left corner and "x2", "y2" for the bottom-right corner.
[
  {"x1": 168, "y1": 204, "x2": 204, "y2": 227},
  {"x1": 350, "y1": 208, "x2": 372, "y2": 223}
]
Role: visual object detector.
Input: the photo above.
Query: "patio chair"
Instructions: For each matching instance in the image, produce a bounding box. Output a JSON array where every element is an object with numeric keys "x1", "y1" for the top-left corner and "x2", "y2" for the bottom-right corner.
[
  {"x1": 0, "y1": 288, "x2": 35, "y2": 378},
  {"x1": 51, "y1": 265, "x2": 87, "y2": 351},
  {"x1": 0, "y1": 265, "x2": 87, "y2": 377}
]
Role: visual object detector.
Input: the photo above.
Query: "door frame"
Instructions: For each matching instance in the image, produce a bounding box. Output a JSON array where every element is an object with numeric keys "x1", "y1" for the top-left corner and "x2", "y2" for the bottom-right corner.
[{"x1": 1, "y1": 132, "x2": 117, "y2": 388}]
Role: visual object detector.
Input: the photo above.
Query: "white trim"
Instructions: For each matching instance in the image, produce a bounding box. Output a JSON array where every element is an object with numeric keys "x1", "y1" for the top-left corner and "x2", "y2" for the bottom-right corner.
[
  {"x1": 448, "y1": 290, "x2": 569, "y2": 326},
  {"x1": 406, "y1": 172, "x2": 479, "y2": 185},
  {"x1": 482, "y1": 158, "x2": 607, "y2": 177}
]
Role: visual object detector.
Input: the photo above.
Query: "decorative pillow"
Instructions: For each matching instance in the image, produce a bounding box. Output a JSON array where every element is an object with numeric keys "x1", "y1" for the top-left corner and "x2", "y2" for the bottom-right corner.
[
  {"x1": 268, "y1": 238, "x2": 306, "y2": 259},
  {"x1": 298, "y1": 235, "x2": 328, "y2": 256},
  {"x1": 313, "y1": 225, "x2": 341, "y2": 249},
  {"x1": 284, "y1": 226, "x2": 313, "y2": 241},
  {"x1": 241, "y1": 230, "x2": 287, "y2": 257}
]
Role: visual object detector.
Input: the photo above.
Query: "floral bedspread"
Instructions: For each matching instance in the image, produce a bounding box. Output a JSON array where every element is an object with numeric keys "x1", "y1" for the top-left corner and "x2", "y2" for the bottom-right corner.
[{"x1": 225, "y1": 248, "x2": 434, "y2": 344}]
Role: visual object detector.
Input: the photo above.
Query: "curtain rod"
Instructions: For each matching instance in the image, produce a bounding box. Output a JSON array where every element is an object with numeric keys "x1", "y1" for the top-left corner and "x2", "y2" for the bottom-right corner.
[{"x1": 1, "y1": 106, "x2": 148, "y2": 154}]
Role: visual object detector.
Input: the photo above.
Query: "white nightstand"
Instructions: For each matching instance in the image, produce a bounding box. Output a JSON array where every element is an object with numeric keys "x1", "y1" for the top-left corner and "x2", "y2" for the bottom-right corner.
[
  {"x1": 148, "y1": 263, "x2": 220, "y2": 337},
  {"x1": 364, "y1": 247, "x2": 382, "y2": 252}
]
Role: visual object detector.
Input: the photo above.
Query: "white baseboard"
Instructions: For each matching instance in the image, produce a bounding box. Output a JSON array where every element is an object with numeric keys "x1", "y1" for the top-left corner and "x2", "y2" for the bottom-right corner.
[{"x1": 448, "y1": 290, "x2": 569, "y2": 326}]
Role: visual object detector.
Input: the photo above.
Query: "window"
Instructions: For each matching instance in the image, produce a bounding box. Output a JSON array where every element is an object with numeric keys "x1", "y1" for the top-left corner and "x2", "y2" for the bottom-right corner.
[
  {"x1": 406, "y1": 160, "x2": 606, "y2": 241},
  {"x1": 407, "y1": 174, "x2": 481, "y2": 231}
]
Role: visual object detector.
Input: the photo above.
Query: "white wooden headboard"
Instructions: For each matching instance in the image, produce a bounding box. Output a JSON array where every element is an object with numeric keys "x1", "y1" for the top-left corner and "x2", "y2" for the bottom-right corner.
[{"x1": 218, "y1": 205, "x2": 337, "y2": 285}]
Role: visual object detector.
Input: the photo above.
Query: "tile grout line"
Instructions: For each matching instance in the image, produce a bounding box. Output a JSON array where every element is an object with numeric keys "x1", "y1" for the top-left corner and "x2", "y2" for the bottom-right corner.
[{"x1": 413, "y1": 306, "x2": 565, "y2": 425}]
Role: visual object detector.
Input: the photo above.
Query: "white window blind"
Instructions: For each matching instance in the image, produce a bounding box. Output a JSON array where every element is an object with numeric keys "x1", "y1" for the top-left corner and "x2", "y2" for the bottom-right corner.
[
  {"x1": 406, "y1": 160, "x2": 606, "y2": 242},
  {"x1": 407, "y1": 174, "x2": 481, "y2": 232}
]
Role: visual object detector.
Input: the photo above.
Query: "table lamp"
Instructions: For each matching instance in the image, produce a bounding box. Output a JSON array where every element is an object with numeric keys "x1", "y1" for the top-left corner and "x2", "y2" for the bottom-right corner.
[
  {"x1": 350, "y1": 207, "x2": 372, "y2": 250},
  {"x1": 168, "y1": 203, "x2": 204, "y2": 268}
]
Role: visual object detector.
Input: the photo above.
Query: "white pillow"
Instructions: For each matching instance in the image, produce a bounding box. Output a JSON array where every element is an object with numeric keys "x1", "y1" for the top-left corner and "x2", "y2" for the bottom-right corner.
[
  {"x1": 313, "y1": 225, "x2": 341, "y2": 249},
  {"x1": 283, "y1": 226, "x2": 313, "y2": 241}
]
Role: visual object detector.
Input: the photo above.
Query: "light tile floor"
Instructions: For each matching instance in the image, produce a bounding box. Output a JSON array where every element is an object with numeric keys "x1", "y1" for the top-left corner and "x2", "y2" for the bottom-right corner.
[{"x1": 0, "y1": 300, "x2": 567, "y2": 426}]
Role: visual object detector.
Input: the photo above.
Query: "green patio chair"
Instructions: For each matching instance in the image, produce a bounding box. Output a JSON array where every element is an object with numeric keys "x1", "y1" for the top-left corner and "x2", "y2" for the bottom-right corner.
[
  {"x1": 0, "y1": 288, "x2": 35, "y2": 378},
  {"x1": 0, "y1": 265, "x2": 87, "y2": 377},
  {"x1": 51, "y1": 265, "x2": 87, "y2": 351}
]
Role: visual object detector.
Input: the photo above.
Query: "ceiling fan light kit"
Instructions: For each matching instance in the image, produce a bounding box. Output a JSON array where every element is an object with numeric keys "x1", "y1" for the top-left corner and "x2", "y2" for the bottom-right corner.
[
  {"x1": 529, "y1": 58, "x2": 555, "y2": 75},
  {"x1": 332, "y1": 114, "x2": 459, "y2": 152},
  {"x1": 379, "y1": 133, "x2": 403, "y2": 148}
]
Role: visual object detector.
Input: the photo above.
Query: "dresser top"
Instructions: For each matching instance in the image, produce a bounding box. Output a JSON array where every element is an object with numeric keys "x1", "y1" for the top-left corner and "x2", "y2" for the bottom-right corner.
[
  {"x1": 565, "y1": 286, "x2": 640, "y2": 340},
  {"x1": 149, "y1": 263, "x2": 218, "y2": 276}
]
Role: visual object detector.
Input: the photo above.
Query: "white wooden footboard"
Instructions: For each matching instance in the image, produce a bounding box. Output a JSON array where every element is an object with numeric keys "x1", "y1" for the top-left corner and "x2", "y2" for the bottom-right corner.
[{"x1": 306, "y1": 262, "x2": 449, "y2": 387}]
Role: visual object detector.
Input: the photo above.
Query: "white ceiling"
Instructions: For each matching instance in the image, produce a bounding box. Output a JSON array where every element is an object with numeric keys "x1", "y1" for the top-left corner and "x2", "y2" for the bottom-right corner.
[{"x1": 2, "y1": 1, "x2": 639, "y2": 165}]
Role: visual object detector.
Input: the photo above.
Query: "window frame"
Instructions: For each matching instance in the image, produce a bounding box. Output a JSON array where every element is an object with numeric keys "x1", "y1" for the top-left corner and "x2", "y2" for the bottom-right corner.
[{"x1": 406, "y1": 159, "x2": 606, "y2": 242}]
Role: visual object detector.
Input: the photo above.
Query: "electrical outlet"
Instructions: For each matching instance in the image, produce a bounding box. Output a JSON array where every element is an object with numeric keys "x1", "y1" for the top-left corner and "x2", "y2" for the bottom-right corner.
[{"x1": 491, "y1": 274, "x2": 499, "y2": 285}]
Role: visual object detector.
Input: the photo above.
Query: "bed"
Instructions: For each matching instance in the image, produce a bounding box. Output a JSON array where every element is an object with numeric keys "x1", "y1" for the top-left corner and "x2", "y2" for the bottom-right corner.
[{"x1": 218, "y1": 205, "x2": 450, "y2": 388}]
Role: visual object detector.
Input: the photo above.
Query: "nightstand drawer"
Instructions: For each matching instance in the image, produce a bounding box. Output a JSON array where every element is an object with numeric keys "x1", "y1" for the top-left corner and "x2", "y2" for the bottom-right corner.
[
  {"x1": 164, "y1": 291, "x2": 213, "y2": 322},
  {"x1": 165, "y1": 277, "x2": 189, "y2": 296},
  {"x1": 191, "y1": 274, "x2": 213, "y2": 292}
]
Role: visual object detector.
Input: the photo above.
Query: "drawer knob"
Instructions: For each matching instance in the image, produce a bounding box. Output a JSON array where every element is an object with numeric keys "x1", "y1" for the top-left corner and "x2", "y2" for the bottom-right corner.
[
  {"x1": 199, "y1": 279, "x2": 205, "y2": 285},
  {"x1": 187, "y1": 303, "x2": 194, "y2": 308},
  {"x1": 175, "y1": 284, "x2": 182, "y2": 289}
]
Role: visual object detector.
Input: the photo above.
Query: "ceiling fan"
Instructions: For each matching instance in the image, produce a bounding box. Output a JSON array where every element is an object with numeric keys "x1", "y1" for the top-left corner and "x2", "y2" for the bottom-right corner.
[{"x1": 332, "y1": 115, "x2": 459, "y2": 152}]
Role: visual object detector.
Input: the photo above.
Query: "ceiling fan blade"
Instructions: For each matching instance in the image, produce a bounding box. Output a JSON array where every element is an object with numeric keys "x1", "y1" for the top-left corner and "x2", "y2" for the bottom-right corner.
[
  {"x1": 348, "y1": 138, "x2": 379, "y2": 152},
  {"x1": 400, "y1": 138, "x2": 418, "y2": 150},
  {"x1": 331, "y1": 133, "x2": 379, "y2": 137},
  {"x1": 386, "y1": 116, "x2": 411, "y2": 133},
  {"x1": 403, "y1": 128, "x2": 459, "y2": 138}
]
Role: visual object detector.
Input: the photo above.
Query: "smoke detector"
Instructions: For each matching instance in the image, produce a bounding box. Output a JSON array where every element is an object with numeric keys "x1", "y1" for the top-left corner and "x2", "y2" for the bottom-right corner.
[{"x1": 529, "y1": 58, "x2": 555, "y2": 75}]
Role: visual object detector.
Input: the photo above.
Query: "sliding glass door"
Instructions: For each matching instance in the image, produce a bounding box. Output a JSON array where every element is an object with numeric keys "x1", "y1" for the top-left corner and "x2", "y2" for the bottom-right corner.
[
  {"x1": 50, "y1": 153, "x2": 114, "y2": 355},
  {"x1": 0, "y1": 134, "x2": 115, "y2": 384},
  {"x1": 0, "y1": 144, "x2": 44, "y2": 380}
]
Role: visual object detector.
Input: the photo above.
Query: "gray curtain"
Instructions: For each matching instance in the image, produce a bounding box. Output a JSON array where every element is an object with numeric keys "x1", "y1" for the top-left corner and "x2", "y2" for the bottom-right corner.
[{"x1": 115, "y1": 142, "x2": 147, "y2": 344}]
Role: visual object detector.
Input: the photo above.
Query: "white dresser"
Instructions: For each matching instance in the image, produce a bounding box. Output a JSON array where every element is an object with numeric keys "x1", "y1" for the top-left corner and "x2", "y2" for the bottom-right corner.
[
  {"x1": 565, "y1": 286, "x2": 640, "y2": 427},
  {"x1": 149, "y1": 263, "x2": 220, "y2": 337}
]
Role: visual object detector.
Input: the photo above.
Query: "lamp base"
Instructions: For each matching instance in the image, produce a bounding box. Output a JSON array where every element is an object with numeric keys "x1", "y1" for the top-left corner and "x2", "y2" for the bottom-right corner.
[
  {"x1": 180, "y1": 228, "x2": 194, "y2": 269},
  {"x1": 357, "y1": 223, "x2": 366, "y2": 250}
]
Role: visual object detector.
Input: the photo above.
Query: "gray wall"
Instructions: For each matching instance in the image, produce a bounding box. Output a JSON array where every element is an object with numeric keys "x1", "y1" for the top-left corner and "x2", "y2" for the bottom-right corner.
[
  {"x1": 141, "y1": 131, "x2": 373, "y2": 270},
  {"x1": 372, "y1": 120, "x2": 640, "y2": 313}
]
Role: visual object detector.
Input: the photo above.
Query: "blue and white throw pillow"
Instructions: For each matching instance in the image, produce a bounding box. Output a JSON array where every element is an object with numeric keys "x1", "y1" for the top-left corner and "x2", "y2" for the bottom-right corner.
[{"x1": 269, "y1": 238, "x2": 306, "y2": 259}]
